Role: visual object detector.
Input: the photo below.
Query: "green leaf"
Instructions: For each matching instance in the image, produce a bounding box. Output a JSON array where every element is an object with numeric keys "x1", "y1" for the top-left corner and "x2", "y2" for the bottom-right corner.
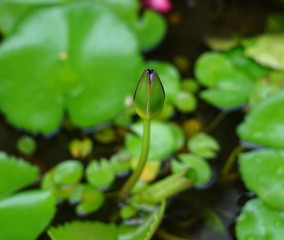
[
  {"x1": 53, "y1": 160, "x2": 84, "y2": 185},
  {"x1": 0, "y1": 190, "x2": 56, "y2": 240},
  {"x1": 195, "y1": 52, "x2": 254, "y2": 108},
  {"x1": 237, "y1": 91, "x2": 284, "y2": 149},
  {"x1": 244, "y1": 33, "x2": 284, "y2": 70},
  {"x1": 187, "y1": 133, "x2": 220, "y2": 159},
  {"x1": 125, "y1": 120, "x2": 184, "y2": 161},
  {"x1": 239, "y1": 149, "x2": 284, "y2": 209},
  {"x1": 175, "y1": 153, "x2": 212, "y2": 186},
  {"x1": 48, "y1": 221, "x2": 117, "y2": 240},
  {"x1": 86, "y1": 159, "x2": 115, "y2": 189},
  {"x1": 118, "y1": 200, "x2": 166, "y2": 240},
  {"x1": 0, "y1": 2, "x2": 143, "y2": 133},
  {"x1": 16, "y1": 135, "x2": 37, "y2": 155},
  {"x1": 173, "y1": 91, "x2": 197, "y2": 113},
  {"x1": 0, "y1": 152, "x2": 39, "y2": 198},
  {"x1": 133, "y1": 10, "x2": 166, "y2": 50},
  {"x1": 236, "y1": 198, "x2": 284, "y2": 240},
  {"x1": 72, "y1": 184, "x2": 105, "y2": 215}
]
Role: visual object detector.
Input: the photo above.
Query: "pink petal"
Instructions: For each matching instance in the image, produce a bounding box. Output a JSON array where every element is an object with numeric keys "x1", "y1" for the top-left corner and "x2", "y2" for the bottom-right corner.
[{"x1": 145, "y1": 0, "x2": 172, "y2": 13}]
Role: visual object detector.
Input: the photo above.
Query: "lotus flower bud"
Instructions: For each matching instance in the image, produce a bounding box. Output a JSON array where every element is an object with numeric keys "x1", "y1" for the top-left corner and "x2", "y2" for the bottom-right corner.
[{"x1": 134, "y1": 69, "x2": 165, "y2": 120}]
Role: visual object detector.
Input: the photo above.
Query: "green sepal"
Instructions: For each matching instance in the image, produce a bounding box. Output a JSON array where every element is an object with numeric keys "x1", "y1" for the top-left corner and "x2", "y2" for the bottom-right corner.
[{"x1": 134, "y1": 69, "x2": 165, "y2": 120}]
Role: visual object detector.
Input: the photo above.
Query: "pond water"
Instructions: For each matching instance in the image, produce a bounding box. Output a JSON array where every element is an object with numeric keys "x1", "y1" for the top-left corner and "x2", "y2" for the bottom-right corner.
[{"x1": 0, "y1": 0, "x2": 281, "y2": 239}]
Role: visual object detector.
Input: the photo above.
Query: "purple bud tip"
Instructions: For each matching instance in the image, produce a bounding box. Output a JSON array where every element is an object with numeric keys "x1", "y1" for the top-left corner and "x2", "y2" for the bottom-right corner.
[{"x1": 146, "y1": 69, "x2": 155, "y2": 84}]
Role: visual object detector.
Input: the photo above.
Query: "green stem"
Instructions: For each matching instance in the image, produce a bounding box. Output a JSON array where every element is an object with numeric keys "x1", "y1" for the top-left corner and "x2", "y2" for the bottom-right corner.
[{"x1": 119, "y1": 120, "x2": 151, "y2": 200}]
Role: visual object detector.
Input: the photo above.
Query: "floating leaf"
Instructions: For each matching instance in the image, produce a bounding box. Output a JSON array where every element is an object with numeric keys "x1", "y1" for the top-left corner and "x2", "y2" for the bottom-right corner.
[
  {"x1": 16, "y1": 135, "x2": 37, "y2": 155},
  {"x1": 239, "y1": 149, "x2": 284, "y2": 209},
  {"x1": 174, "y1": 154, "x2": 212, "y2": 186},
  {"x1": 126, "y1": 120, "x2": 184, "y2": 161},
  {"x1": 133, "y1": 10, "x2": 166, "y2": 50},
  {"x1": 0, "y1": 152, "x2": 39, "y2": 198},
  {"x1": 53, "y1": 160, "x2": 84, "y2": 185},
  {"x1": 73, "y1": 185, "x2": 105, "y2": 215},
  {"x1": 48, "y1": 221, "x2": 117, "y2": 240},
  {"x1": 110, "y1": 151, "x2": 131, "y2": 176},
  {"x1": 195, "y1": 52, "x2": 254, "y2": 108},
  {"x1": 69, "y1": 138, "x2": 93, "y2": 159},
  {"x1": 0, "y1": 2, "x2": 143, "y2": 133},
  {"x1": 86, "y1": 159, "x2": 115, "y2": 189},
  {"x1": 238, "y1": 91, "x2": 284, "y2": 149},
  {"x1": 0, "y1": 190, "x2": 56, "y2": 240},
  {"x1": 244, "y1": 33, "x2": 284, "y2": 70},
  {"x1": 187, "y1": 133, "x2": 219, "y2": 159},
  {"x1": 236, "y1": 198, "x2": 284, "y2": 240},
  {"x1": 173, "y1": 90, "x2": 197, "y2": 113}
]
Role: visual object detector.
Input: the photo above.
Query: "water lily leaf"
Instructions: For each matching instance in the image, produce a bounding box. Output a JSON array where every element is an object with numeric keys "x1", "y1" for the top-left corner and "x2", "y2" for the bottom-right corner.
[
  {"x1": 205, "y1": 37, "x2": 240, "y2": 51},
  {"x1": 72, "y1": 184, "x2": 105, "y2": 215},
  {"x1": 195, "y1": 52, "x2": 254, "y2": 108},
  {"x1": 236, "y1": 198, "x2": 284, "y2": 240},
  {"x1": 187, "y1": 133, "x2": 219, "y2": 159},
  {"x1": 48, "y1": 221, "x2": 117, "y2": 240},
  {"x1": 239, "y1": 149, "x2": 284, "y2": 209},
  {"x1": 86, "y1": 159, "x2": 115, "y2": 189},
  {"x1": 244, "y1": 33, "x2": 284, "y2": 70},
  {"x1": 174, "y1": 154, "x2": 212, "y2": 186},
  {"x1": 0, "y1": 152, "x2": 39, "y2": 198},
  {"x1": 225, "y1": 47, "x2": 268, "y2": 81},
  {"x1": 125, "y1": 120, "x2": 184, "y2": 161},
  {"x1": 133, "y1": 9, "x2": 166, "y2": 50},
  {"x1": 16, "y1": 135, "x2": 37, "y2": 155},
  {"x1": 0, "y1": 190, "x2": 56, "y2": 240},
  {"x1": 118, "y1": 200, "x2": 166, "y2": 240},
  {"x1": 53, "y1": 160, "x2": 84, "y2": 185},
  {"x1": 174, "y1": 91, "x2": 197, "y2": 113},
  {"x1": 0, "y1": 2, "x2": 143, "y2": 133},
  {"x1": 238, "y1": 91, "x2": 284, "y2": 149}
]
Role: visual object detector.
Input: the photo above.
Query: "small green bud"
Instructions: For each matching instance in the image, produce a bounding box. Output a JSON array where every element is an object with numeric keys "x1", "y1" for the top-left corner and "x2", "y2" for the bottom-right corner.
[{"x1": 134, "y1": 69, "x2": 165, "y2": 120}]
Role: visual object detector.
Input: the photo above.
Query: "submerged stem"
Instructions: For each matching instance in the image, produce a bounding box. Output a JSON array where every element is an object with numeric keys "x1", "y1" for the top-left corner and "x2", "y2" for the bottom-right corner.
[{"x1": 119, "y1": 120, "x2": 151, "y2": 200}]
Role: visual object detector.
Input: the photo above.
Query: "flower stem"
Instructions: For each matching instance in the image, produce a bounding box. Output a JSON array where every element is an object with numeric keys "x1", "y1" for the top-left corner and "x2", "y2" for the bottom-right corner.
[{"x1": 119, "y1": 120, "x2": 151, "y2": 200}]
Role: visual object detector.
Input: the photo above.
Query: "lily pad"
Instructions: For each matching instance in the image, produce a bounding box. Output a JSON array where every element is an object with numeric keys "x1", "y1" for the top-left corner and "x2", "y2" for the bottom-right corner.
[
  {"x1": 125, "y1": 120, "x2": 184, "y2": 161},
  {"x1": 237, "y1": 91, "x2": 284, "y2": 149},
  {"x1": 48, "y1": 221, "x2": 117, "y2": 240},
  {"x1": 239, "y1": 149, "x2": 284, "y2": 209},
  {"x1": 195, "y1": 52, "x2": 254, "y2": 108},
  {"x1": 244, "y1": 33, "x2": 284, "y2": 70},
  {"x1": 187, "y1": 133, "x2": 219, "y2": 159},
  {"x1": 174, "y1": 153, "x2": 212, "y2": 186},
  {"x1": 0, "y1": 190, "x2": 56, "y2": 240},
  {"x1": 0, "y1": 151, "x2": 39, "y2": 198},
  {"x1": 86, "y1": 159, "x2": 115, "y2": 189},
  {"x1": 236, "y1": 198, "x2": 284, "y2": 240},
  {"x1": 0, "y1": 2, "x2": 143, "y2": 133}
]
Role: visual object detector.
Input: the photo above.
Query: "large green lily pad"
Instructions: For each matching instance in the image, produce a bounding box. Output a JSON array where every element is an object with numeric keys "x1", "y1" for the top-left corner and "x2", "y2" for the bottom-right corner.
[
  {"x1": 0, "y1": 190, "x2": 56, "y2": 240},
  {"x1": 236, "y1": 198, "x2": 284, "y2": 240},
  {"x1": 0, "y1": 2, "x2": 143, "y2": 133},
  {"x1": 239, "y1": 149, "x2": 284, "y2": 210},
  {"x1": 0, "y1": 151, "x2": 39, "y2": 198},
  {"x1": 238, "y1": 91, "x2": 284, "y2": 149}
]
